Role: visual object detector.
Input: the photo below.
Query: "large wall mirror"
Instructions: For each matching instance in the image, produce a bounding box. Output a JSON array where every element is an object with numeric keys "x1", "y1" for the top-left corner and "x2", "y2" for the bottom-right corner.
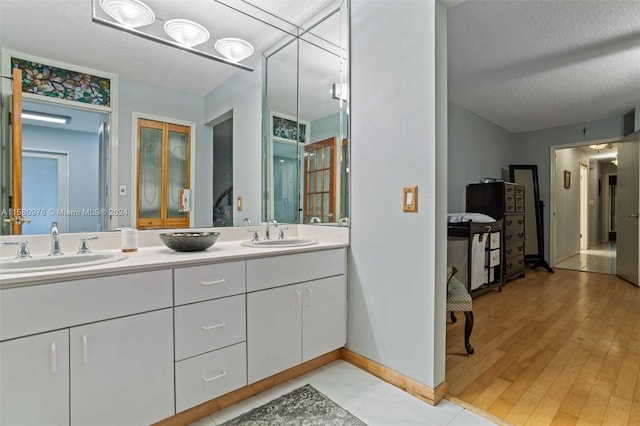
[
  {"x1": 263, "y1": 1, "x2": 349, "y2": 225},
  {"x1": 0, "y1": 0, "x2": 349, "y2": 236}
]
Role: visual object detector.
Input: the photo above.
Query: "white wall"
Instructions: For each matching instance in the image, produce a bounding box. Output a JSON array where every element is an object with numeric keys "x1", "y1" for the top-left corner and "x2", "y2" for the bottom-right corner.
[
  {"x1": 447, "y1": 102, "x2": 515, "y2": 212},
  {"x1": 204, "y1": 61, "x2": 262, "y2": 226},
  {"x1": 348, "y1": 0, "x2": 447, "y2": 388}
]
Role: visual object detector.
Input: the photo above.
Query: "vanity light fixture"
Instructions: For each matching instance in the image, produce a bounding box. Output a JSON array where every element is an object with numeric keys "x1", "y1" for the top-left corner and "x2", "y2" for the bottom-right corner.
[
  {"x1": 99, "y1": 0, "x2": 155, "y2": 28},
  {"x1": 22, "y1": 110, "x2": 71, "y2": 125},
  {"x1": 164, "y1": 19, "x2": 210, "y2": 48},
  {"x1": 214, "y1": 38, "x2": 255, "y2": 62}
]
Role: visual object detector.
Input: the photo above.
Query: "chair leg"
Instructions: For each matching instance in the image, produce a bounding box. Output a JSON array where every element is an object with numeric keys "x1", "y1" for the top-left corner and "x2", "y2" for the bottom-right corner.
[
  {"x1": 450, "y1": 311, "x2": 457, "y2": 323},
  {"x1": 463, "y1": 311, "x2": 474, "y2": 355}
]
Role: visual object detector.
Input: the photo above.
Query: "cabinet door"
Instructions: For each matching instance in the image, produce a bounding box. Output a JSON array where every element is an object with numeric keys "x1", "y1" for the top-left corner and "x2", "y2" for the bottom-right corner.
[
  {"x1": 247, "y1": 286, "x2": 302, "y2": 383},
  {"x1": 70, "y1": 309, "x2": 174, "y2": 425},
  {"x1": 302, "y1": 276, "x2": 347, "y2": 361},
  {"x1": 0, "y1": 330, "x2": 69, "y2": 426}
]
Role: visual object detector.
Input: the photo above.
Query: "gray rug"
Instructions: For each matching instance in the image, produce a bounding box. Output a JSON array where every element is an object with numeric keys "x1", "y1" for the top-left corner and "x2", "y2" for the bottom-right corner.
[{"x1": 220, "y1": 384, "x2": 367, "y2": 426}]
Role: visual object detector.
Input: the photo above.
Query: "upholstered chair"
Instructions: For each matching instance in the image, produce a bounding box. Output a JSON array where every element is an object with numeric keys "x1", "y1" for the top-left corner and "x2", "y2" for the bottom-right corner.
[{"x1": 447, "y1": 266, "x2": 474, "y2": 355}]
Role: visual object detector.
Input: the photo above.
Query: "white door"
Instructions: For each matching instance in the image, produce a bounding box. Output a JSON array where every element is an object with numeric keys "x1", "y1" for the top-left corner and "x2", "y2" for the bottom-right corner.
[
  {"x1": 302, "y1": 276, "x2": 347, "y2": 362},
  {"x1": 247, "y1": 285, "x2": 302, "y2": 383},
  {"x1": 22, "y1": 150, "x2": 69, "y2": 234},
  {"x1": 0, "y1": 330, "x2": 70, "y2": 426},
  {"x1": 616, "y1": 131, "x2": 640, "y2": 285},
  {"x1": 580, "y1": 164, "x2": 588, "y2": 250},
  {"x1": 70, "y1": 309, "x2": 174, "y2": 425}
]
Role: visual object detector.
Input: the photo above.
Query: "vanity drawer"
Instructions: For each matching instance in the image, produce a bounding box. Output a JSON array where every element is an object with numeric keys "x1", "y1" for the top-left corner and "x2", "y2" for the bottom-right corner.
[
  {"x1": 0, "y1": 270, "x2": 172, "y2": 341},
  {"x1": 174, "y1": 261, "x2": 246, "y2": 305},
  {"x1": 175, "y1": 342, "x2": 247, "y2": 413},
  {"x1": 246, "y1": 248, "x2": 346, "y2": 292},
  {"x1": 174, "y1": 295, "x2": 246, "y2": 361}
]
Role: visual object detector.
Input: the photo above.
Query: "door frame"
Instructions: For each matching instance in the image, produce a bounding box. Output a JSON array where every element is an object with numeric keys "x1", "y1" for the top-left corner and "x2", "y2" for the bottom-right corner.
[
  {"x1": 549, "y1": 137, "x2": 620, "y2": 266},
  {"x1": 579, "y1": 163, "x2": 588, "y2": 250}
]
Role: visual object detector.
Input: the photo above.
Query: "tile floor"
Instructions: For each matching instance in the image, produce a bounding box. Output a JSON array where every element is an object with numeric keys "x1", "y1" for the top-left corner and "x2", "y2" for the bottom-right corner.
[
  {"x1": 190, "y1": 360, "x2": 496, "y2": 426},
  {"x1": 555, "y1": 242, "x2": 616, "y2": 274}
]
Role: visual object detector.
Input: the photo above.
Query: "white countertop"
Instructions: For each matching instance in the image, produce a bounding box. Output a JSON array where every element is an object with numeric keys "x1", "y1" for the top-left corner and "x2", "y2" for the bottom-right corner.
[{"x1": 0, "y1": 225, "x2": 349, "y2": 288}]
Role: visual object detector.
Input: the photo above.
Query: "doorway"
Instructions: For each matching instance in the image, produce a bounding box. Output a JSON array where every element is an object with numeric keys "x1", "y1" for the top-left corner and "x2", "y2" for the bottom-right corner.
[{"x1": 552, "y1": 144, "x2": 618, "y2": 275}]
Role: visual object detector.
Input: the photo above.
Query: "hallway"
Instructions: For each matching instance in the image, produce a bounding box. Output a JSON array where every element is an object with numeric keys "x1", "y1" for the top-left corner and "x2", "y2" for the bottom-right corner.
[
  {"x1": 555, "y1": 243, "x2": 616, "y2": 275},
  {"x1": 446, "y1": 268, "x2": 640, "y2": 425}
]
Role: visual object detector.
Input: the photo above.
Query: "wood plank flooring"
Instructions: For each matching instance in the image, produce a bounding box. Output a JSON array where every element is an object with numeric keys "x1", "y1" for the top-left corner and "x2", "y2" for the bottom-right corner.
[{"x1": 446, "y1": 267, "x2": 640, "y2": 425}]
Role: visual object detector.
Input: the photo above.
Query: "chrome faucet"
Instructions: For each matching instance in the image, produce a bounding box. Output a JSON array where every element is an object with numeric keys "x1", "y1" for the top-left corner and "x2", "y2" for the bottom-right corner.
[
  {"x1": 265, "y1": 219, "x2": 278, "y2": 240},
  {"x1": 49, "y1": 222, "x2": 63, "y2": 256}
]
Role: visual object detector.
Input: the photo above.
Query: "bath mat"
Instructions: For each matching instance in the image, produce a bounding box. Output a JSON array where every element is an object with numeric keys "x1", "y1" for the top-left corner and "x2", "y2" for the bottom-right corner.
[{"x1": 219, "y1": 384, "x2": 366, "y2": 426}]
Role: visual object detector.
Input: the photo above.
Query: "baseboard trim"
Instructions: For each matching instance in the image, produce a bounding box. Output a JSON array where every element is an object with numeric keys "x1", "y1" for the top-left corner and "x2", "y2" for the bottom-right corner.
[
  {"x1": 339, "y1": 348, "x2": 447, "y2": 406},
  {"x1": 153, "y1": 349, "x2": 341, "y2": 426}
]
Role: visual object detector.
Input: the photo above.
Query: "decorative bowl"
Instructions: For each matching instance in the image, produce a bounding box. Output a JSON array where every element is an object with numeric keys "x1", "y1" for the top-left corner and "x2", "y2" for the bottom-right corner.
[{"x1": 159, "y1": 232, "x2": 220, "y2": 252}]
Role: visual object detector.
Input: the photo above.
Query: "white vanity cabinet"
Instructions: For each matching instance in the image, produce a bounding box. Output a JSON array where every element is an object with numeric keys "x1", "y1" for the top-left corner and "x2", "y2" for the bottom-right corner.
[
  {"x1": 173, "y1": 261, "x2": 248, "y2": 413},
  {"x1": 0, "y1": 330, "x2": 70, "y2": 426},
  {"x1": 246, "y1": 249, "x2": 346, "y2": 383},
  {"x1": 0, "y1": 270, "x2": 174, "y2": 426}
]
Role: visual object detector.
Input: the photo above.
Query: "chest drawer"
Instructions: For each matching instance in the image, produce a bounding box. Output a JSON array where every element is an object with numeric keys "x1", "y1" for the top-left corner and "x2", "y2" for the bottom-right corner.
[
  {"x1": 174, "y1": 294, "x2": 246, "y2": 361},
  {"x1": 504, "y1": 214, "x2": 525, "y2": 229},
  {"x1": 174, "y1": 261, "x2": 246, "y2": 305},
  {"x1": 175, "y1": 342, "x2": 247, "y2": 413}
]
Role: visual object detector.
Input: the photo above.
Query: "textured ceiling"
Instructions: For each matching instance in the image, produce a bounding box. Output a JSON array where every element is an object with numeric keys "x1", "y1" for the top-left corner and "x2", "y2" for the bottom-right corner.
[{"x1": 448, "y1": 0, "x2": 640, "y2": 133}]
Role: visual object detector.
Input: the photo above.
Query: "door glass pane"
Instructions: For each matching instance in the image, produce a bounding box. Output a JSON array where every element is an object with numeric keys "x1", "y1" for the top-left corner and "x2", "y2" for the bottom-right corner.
[
  {"x1": 323, "y1": 193, "x2": 330, "y2": 217},
  {"x1": 323, "y1": 146, "x2": 331, "y2": 168},
  {"x1": 324, "y1": 170, "x2": 330, "y2": 191},
  {"x1": 167, "y1": 130, "x2": 188, "y2": 218},
  {"x1": 139, "y1": 127, "x2": 162, "y2": 218},
  {"x1": 315, "y1": 171, "x2": 322, "y2": 192}
]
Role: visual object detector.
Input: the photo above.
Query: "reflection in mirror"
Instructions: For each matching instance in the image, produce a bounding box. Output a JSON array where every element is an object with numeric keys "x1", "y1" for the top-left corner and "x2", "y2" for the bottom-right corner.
[
  {"x1": 0, "y1": 0, "x2": 349, "y2": 236},
  {"x1": 263, "y1": 1, "x2": 349, "y2": 224}
]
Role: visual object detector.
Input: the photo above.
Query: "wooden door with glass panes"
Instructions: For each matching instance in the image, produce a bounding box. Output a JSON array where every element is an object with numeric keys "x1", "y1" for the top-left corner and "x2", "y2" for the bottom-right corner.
[
  {"x1": 304, "y1": 137, "x2": 336, "y2": 223},
  {"x1": 137, "y1": 118, "x2": 190, "y2": 229}
]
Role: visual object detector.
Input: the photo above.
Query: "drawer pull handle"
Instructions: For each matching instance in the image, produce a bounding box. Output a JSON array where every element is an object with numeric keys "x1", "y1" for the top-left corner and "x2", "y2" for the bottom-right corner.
[
  {"x1": 82, "y1": 335, "x2": 88, "y2": 366},
  {"x1": 201, "y1": 321, "x2": 226, "y2": 331},
  {"x1": 203, "y1": 370, "x2": 226, "y2": 382},
  {"x1": 294, "y1": 289, "x2": 301, "y2": 311},
  {"x1": 306, "y1": 288, "x2": 312, "y2": 307},
  {"x1": 201, "y1": 278, "x2": 225, "y2": 286},
  {"x1": 51, "y1": 341, "x2": 57, "y2": 374}
]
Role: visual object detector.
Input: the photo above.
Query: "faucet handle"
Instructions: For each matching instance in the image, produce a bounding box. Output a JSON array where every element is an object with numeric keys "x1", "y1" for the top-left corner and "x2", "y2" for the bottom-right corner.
[
  {"x1": 3, "y1": 241, "x2": 32, "y2": 259},
  {"x1": 278, "y1": 227, "x2": 289, "y2": 240},
  {"x1": 247, "y1": 229, "x2": 259, "y2": 242},
  {"x1": 242, "y1": 218, "x2": 252, "y2": 226},
  {"x1": 78, "y1": 236, "x2": 99, "y2": 254}
]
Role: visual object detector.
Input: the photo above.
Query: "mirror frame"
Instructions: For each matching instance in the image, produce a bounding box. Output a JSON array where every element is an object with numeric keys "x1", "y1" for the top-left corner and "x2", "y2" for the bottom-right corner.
[{"x1": 509, "y1": 164, "x2": 554, "y2": 272}]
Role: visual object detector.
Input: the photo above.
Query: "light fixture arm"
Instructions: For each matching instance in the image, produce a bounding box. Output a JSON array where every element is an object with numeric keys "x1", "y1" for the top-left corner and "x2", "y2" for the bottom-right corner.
[{"x1": 91, "y1": 0, "x2": 254, "y2": 72}]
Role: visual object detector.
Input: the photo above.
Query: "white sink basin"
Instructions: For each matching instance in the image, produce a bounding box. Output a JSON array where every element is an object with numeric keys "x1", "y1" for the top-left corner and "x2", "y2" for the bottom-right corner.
[
  {"x1": 241, "y1": 239, "x2": 318, "y2": 248},
  {"x1": 0, "y1": 252, "x2": 128, "y2": 274}
]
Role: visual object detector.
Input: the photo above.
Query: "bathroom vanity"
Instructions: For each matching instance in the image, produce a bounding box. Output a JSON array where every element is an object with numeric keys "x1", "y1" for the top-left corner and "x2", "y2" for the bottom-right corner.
[{"x1": 0, "y1": 231, "x2": 347, "y2": 425}]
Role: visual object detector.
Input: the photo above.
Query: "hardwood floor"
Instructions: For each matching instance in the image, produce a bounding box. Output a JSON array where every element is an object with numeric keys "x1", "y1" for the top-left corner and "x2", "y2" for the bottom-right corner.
[{"x1": 446, "y1": 267, "x2": 640, "y2": 425}]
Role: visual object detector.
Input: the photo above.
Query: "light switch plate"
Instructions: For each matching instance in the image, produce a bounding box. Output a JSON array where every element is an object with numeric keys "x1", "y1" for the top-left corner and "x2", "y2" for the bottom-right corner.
[
  {"x1": 403, "y1": 186, "x2": 418, "y2": 212},
  {"x1": 237, "y1": 196, "x2": 243, "y2": 211},
  {"x1": 119, "y1": 184, "x2": 127, "y2": 196}
]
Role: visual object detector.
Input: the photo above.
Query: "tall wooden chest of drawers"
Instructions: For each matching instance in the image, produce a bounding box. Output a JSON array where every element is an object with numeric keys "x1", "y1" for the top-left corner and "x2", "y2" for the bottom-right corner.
[{"x1": 466, "y1": 182, "x2": 525, "y2": 282}]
